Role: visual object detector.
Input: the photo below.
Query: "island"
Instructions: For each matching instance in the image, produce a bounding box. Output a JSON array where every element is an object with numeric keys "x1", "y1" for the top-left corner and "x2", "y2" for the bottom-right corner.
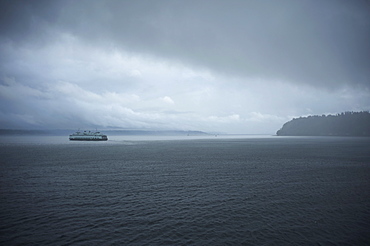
[{"x1": 276, "y1": 111, "x2": 370, "y2": 136}]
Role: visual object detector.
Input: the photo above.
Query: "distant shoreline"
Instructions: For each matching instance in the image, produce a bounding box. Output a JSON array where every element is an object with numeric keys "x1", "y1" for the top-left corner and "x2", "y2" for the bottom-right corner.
[
  {"x1": 0, "y1": 129, "x2": 210, "y2": 136},
  {"x1": 276, "y1": 111, "x2": 370, "y2": 136}
]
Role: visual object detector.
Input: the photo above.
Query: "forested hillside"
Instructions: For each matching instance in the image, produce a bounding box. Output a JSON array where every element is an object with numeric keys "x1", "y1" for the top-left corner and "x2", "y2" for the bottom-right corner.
[{"x1": 276, "y1": 111, "x2": 370, "y2": 136}]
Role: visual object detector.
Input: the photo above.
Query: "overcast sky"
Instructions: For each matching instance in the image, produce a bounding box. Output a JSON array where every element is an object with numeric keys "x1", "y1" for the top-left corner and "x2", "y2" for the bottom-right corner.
[{"x1": 1, "y1": 0, "x2": 369, "y2": 134}]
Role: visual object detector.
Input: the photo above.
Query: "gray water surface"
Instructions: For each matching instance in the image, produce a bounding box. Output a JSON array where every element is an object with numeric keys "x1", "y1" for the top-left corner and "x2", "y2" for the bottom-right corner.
[{"x1": 1, "y1": 136, "x2": 369, "y2": 245}]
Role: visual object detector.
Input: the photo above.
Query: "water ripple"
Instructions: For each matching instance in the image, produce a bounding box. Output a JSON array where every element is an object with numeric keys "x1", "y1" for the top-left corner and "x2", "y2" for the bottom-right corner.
[{"x1": 1, "y1": 137, "x2": 370, "y2": 245}]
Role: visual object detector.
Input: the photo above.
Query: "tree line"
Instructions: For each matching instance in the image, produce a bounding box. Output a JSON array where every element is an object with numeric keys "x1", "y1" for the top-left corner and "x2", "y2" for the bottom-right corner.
[{"x1": 276, "y1": 111, "x2": 370, "y2": 136}]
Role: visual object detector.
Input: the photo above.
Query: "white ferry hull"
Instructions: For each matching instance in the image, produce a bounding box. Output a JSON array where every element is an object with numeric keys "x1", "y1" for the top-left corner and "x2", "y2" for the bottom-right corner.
[
  {"x1": 69, "y1": 136, "x2": 108, "y2": 141},
  {"x1": 69, "y1": 130, "x2": 108, "y2": 141}
]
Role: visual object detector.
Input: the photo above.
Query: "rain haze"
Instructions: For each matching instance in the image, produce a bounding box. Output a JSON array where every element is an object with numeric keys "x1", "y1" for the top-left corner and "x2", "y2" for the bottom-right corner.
[{"x1": 1, "y1": 0, "x2": 369, "y2": 134}]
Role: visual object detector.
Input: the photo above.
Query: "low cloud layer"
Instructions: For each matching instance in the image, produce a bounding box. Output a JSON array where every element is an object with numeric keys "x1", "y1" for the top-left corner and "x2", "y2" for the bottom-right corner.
[{"x1": 1, "y1": 0, "x2": 369, "y2": 133}]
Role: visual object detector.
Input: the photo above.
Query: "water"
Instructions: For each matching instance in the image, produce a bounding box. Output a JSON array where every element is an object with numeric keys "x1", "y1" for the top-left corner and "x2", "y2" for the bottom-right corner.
[{"x1": 1, "y1": 136, "x2": 370, "y2": 245}]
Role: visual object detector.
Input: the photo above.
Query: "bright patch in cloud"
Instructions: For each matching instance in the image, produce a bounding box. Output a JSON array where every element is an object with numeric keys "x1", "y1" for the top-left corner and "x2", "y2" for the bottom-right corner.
[{"x1": 160, "y1": 96, "x2": 175, "y2": 105}]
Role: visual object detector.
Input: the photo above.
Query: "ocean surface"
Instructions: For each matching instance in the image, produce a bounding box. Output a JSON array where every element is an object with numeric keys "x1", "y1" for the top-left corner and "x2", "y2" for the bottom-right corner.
[{"x1": 1, "y1": 135, "x2": 370, "y2": 245}]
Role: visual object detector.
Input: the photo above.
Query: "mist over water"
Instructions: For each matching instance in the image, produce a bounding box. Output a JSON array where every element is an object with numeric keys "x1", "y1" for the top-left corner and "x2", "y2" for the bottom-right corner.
[{"x1": 1, "y1": 136, "x2": 370, "y2": 245}]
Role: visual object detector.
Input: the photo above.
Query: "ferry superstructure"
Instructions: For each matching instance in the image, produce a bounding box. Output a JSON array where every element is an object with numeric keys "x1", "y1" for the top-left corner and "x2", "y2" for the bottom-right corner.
[{"x1": 69, "y1": 130, "x2": 108, "y2": 141}]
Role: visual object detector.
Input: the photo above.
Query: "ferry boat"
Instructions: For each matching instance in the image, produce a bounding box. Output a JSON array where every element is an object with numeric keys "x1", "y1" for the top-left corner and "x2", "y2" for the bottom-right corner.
[{"x1": 69, "y1": 130, "x2": 108, "y2": 141}]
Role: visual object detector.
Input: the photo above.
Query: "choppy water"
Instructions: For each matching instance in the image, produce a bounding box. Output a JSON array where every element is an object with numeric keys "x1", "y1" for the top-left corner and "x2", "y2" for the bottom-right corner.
[{"x1": 1, "y1": 136, "x2": 370, "y2": 245}]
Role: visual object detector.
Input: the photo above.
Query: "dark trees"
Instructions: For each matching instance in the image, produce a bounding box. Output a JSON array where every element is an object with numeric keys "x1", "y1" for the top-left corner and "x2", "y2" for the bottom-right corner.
[{"x1": 276, "y1": 111, "x2": 370, "y2": 136}]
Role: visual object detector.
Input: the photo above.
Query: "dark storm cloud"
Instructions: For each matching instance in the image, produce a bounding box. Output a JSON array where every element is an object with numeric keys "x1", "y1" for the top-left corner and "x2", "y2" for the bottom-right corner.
[
  {"x1": 0, "y1": 0, "x2": 369, "y2": 132},
  {"x1": 1, "y1": 0, "x2": 369, "y2": 89},
  {"x1": 0, "y1": 0, "x2": 61, "y2": 44}
]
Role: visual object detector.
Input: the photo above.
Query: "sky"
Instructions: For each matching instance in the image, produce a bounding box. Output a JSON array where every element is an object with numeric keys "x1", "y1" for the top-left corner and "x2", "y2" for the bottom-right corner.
[{"x1": 0, "y1": 0, "x2": 369, "y2": 134}]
